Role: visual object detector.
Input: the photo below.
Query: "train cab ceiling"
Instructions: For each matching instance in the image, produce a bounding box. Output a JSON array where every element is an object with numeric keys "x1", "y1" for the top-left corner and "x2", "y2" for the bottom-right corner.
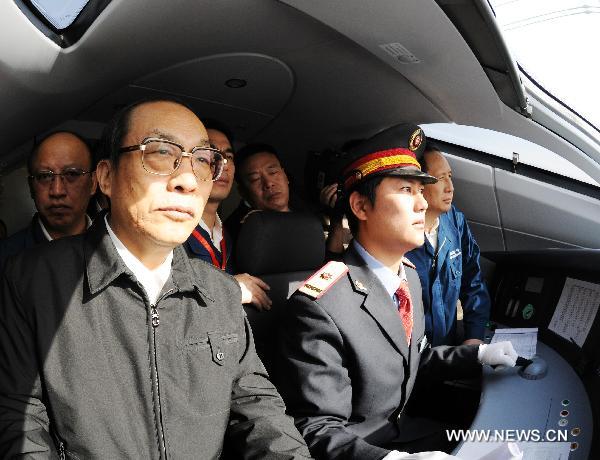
[
  {"x1": 1, "y1": 0, "x2": 600, "y2": 250},
  {"x1": 1, "y1": 0, "x2": 597, "y2": 175}
]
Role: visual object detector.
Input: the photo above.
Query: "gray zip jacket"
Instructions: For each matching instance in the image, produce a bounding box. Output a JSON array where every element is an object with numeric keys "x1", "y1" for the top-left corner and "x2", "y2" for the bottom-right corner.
[{"x1": 0, "y1": 218, "x2": 311, "y2": 459}]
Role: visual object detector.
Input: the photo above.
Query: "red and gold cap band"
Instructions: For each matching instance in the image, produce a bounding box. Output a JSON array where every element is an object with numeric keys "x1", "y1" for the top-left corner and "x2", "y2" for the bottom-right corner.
[{"x1": 342, "y1": 147, "x2": 422, "y2": 190}]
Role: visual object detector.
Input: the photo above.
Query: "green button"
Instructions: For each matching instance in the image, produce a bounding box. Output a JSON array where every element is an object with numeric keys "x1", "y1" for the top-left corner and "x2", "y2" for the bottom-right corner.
[{"x1": 522, "y1": 304, "x2": 535, "y2": 320}]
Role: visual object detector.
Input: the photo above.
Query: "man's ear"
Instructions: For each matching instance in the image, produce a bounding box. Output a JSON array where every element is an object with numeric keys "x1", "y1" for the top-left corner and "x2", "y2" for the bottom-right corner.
[
  {"x1": 348, "y1": 190, "x2": 369, "y2": 223},
  {"x1": 89, "y1": 169, "x2": 98, "y2": 196},
  {"x1": 95, "y1": 159, "x2": 113, "y2": 199}
]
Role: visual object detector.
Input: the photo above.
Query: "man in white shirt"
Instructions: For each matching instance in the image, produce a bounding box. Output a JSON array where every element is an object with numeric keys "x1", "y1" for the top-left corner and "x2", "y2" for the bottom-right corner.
[{"x1": 185, "y1": 120, "x2": 271, "y2": 310}]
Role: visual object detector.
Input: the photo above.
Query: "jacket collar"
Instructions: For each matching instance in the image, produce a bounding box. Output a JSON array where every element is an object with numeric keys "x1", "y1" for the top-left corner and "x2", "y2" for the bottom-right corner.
[
  {"x1": 84, "y1": 217, "x2": 128, "y2": 295},
  {"x1": 31, "y1": 213, "x2": 49, "y2": 244},
  {"x1": 434, "y1": 210, "x2": 457, "y2": 264},
  {"x1": 187, "y1": 223, "x2": 222, "y2": 256},
  {"x1": 423, "y1": 210, "x2": 456, "y2": 260},
  {"x1": 85, "y1": 216, "x2": 212, "y2": 301},
  {"x1": 170, "y1": 245, "x2": 214, "y2": 301},
  {"x1": 344, "y1": 245, "x2": 410, "y2": 358}
]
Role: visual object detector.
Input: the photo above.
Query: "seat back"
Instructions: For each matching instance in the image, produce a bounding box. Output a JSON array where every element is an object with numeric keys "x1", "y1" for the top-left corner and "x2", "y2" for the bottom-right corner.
[{"x1": 236, "y1": 211, "x2": 325, "y2": 374}]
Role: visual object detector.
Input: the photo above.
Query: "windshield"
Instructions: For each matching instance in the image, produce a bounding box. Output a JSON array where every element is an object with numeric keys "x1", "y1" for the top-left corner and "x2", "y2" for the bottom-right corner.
[
  {"x1": 30, "y1": 0, "x2": 90, "y2": 30},
  {"x1": 489, "y1": 0, "x2": 600, "y2": 132}
]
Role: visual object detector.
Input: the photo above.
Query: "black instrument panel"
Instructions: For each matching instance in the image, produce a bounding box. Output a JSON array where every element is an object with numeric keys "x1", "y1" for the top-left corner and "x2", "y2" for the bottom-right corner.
[{"x1": 485, "y1": 248, "x2": 600, "y2": 458}]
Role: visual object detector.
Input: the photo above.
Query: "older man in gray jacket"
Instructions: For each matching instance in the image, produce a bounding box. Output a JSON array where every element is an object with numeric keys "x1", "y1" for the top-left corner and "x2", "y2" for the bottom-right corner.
[{"x1": 0, "y1": 99, "x2": 311, "y2": 459}]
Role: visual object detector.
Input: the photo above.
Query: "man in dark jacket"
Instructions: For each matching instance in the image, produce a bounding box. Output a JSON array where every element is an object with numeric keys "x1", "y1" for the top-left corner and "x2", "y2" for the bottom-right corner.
[
  {"x1": 225, "y1": 143, "x2": 345, "y2": 259},
  {"x1": 224, "y1": 143, "x2": 293, "y2": 242},
  {"x1": 0, "y1": 131, "x2": 97, "y2": 272},
  {"x1": 0, "y1": 99, "x2": 311, "y2": 459}
]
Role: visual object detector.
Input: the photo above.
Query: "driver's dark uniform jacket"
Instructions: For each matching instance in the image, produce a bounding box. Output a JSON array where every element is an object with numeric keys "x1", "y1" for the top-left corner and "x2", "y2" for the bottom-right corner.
[
  {"x1": 0, "y1": 218, "x2": 310, "y2": 459},
  {"x1": 277, "y1": 244, "x2": 481, "y2": 460}
]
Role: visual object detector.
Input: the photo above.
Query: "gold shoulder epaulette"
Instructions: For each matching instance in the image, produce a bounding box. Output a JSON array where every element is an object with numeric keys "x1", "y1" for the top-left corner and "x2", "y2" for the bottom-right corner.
[
  {"x1": 298, "y1": 261, "x2": 349, "y2": 299},
  {"x1": 402, "y1": 257, "x2": 416, "y2": 269}
]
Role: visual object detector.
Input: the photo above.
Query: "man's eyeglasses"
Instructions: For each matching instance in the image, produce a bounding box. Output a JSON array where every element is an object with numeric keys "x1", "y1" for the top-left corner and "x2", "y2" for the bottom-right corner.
[
  {"x1": 29, "y1": 168, "x2": 93, "y2": 186},
  {"x1": 119, "y1": 137, "x2": 226, "y2": 182}
]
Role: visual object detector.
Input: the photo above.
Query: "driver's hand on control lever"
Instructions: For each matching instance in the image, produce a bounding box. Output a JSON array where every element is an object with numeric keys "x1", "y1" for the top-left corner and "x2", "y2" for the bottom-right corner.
[{"x1": 477, "y1": 341, "x2": 518, "y2": 367}]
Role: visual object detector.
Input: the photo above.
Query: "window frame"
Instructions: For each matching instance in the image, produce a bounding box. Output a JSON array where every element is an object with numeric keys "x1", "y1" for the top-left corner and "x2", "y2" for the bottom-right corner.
[
  {"x1": 436, "y1": 139, "x2": 600, "y2": 202},
  {"x1": 14, "y1": 0, "x2": 112, "y2": 48}
]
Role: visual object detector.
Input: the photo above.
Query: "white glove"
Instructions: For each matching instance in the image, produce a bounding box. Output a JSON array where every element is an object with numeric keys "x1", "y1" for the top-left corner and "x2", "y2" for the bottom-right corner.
[
  {"x1": 478, "y1": 341, "x2": 518, "y2": 367},
  {"x1": 479, "y1": 442, "x2": 523, "y2": 460},
  {"x1": 384, "y1": 451, "x2": 461, "y2": 460}
]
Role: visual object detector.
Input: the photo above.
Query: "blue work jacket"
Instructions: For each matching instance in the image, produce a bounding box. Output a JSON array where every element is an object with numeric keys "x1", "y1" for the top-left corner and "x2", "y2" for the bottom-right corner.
[{"x1": 407, "y1": 205, "x2": 490, "y2": 346}]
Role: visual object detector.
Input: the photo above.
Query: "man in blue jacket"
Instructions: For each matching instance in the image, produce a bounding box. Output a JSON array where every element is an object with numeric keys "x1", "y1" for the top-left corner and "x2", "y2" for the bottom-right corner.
[{"x1": 407, "y1": 145, "x2": 490, "y2": 346}]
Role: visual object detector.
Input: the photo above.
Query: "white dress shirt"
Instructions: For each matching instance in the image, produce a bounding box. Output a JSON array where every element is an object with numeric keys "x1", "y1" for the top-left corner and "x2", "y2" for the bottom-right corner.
[
  {"x1": 198, "y1": 212, "x2": 224, "y2": 246},
  {"x1": 425, "y1": 217, "x2": 440, "y2": 251},
  {"x1": 105, "y1": 215, "x2": 173, "y2": 305},
  {"x1": 39, "y1": 214, "x2": 92, "y2": 241}
]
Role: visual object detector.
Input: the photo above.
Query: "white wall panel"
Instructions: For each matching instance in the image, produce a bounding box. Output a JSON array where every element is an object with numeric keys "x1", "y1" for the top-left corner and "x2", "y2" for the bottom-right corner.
[
  {"x1": 447, "y1": 154, "x2": 501, "y2": 227},
  {"x1": 495, "y1": 169, "x2": 600, "y2": 249}
]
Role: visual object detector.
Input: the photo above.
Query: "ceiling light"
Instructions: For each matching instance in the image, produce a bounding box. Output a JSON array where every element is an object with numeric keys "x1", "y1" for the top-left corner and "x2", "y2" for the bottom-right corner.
[{"x1": 225, "y1": 79, "x2": 247, "y2": 89}]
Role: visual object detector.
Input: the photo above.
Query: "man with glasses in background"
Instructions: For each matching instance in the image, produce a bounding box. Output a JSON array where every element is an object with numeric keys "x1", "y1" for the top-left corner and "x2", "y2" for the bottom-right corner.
[
  {"x1": 0, "y1": 98, "x2": 310, "y2": 459},
  {"x1": 0, "y1": 130, "x2": 97, "y2": 272}
]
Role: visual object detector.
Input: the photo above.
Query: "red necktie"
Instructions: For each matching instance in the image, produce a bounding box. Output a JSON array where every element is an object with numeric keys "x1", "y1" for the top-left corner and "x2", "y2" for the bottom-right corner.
[{"x1": 395, "y1": 280, "x2": 413, "y2": 344}]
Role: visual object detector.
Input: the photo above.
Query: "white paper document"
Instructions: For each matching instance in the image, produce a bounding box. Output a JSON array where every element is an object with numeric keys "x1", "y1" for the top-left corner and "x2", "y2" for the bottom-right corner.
[
  {"x1": 548, "y1": 277, "x2": 600, "y2": 347},
  {"x1": 518, "y1": 442, "x2": 571, "y2": 459},
  {"x1": 460, "y1": 441, "x2": 571, "y2": 460},
  {"x1": 491, "y1": 328, "x2": 538, "y2": 359}
]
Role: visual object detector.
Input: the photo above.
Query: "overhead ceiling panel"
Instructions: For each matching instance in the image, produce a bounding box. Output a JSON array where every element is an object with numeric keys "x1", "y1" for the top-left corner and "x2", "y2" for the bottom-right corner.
[{"x1": 133, "y1": 53, "x2": 294, "y2": 116}]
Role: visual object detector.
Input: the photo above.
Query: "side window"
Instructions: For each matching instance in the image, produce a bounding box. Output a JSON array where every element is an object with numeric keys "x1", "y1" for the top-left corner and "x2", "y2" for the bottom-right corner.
[
  {"x1": 14, "y1": 0, "x2": 112, "y2": 47},
  {"x1": 422, "y1": 124, "x2": 600, "y2": 251},
  {"x1": 422, "y1": 123, "x2": 600, "y2": 192}
]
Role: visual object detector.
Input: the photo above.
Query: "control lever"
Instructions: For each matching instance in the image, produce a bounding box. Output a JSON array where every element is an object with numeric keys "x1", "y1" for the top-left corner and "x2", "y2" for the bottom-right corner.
[
  {"x1": 490, "y1": 356, "x2": 531, "y2": 370},
  {"x1": 518, "y1": 356, "x2": 548, "y2": 380},
  {"x1": 515, "y1": 356, "x2": 532, "y2": 367}
]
